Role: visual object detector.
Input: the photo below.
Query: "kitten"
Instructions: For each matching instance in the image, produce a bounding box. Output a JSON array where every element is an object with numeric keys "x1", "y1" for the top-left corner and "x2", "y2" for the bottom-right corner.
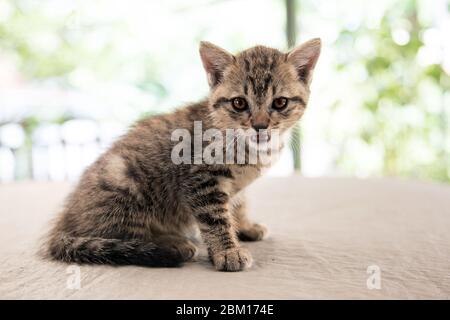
[{"x1": 45, "y1": 39, "x2": 321, "y2": 271}]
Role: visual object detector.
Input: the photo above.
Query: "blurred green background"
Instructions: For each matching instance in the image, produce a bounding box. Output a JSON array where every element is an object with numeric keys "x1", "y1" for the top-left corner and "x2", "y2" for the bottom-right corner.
[{"x1": 0, "y1": 0, "x2": 449, "y2": 182}]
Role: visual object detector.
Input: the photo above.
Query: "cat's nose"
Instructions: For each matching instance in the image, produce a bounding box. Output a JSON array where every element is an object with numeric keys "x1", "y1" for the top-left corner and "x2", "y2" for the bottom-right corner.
[
  {"x1": 252, "y1": 123, "x2": 269, "y2": 131},
  {"x1": 251, "y1": 111, "x2": 270, "y2": 131}
]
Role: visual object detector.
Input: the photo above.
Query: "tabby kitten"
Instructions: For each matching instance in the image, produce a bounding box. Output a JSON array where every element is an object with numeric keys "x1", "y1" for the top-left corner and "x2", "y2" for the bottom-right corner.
[{"x1": 46, "y1": 39, "x2": 321, "y2": 271}]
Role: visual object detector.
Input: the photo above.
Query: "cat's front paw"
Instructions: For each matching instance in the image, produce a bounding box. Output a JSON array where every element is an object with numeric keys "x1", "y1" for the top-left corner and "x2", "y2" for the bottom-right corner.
[
  {"x1": 212, "y1": 247, "x2": 253, "y2": 272},
  {"x1": 238, "y1": 223, "x2": 268, "y2": 241}
]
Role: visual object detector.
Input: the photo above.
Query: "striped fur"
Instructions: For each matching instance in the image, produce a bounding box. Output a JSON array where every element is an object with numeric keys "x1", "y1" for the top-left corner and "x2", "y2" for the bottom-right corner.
[{"x1": 45, "y1": 39, "x2": 321, "y2": 271}]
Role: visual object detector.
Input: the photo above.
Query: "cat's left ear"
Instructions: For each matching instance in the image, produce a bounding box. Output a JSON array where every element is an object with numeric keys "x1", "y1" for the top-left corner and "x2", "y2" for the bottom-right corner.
[
  {"x1": 199, "y1": 41, "x2": 234, "y2": 88},
  {"x1": 287, "y1": 38, "x2": 321, "y2": 86}
]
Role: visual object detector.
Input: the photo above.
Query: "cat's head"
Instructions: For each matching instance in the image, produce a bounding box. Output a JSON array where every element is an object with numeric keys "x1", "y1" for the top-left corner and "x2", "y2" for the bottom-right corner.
[{"x1": 200, "y1": 39, "x2": 321, "y2": 148}]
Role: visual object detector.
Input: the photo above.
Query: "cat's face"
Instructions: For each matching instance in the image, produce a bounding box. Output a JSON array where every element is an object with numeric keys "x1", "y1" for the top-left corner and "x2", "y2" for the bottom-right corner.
[{"x1": 200, "y1": 39, "x2": 321, "y2": 149}]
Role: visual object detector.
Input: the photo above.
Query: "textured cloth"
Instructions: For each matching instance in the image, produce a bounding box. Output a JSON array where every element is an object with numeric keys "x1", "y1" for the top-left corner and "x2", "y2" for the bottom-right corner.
[{"x1": 0, "y1": 176, "x2": 449, "y2": 299}]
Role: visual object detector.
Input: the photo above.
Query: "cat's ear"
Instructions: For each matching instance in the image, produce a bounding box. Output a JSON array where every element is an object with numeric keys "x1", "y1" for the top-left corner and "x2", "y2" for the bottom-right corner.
[
  {"x1": 199, "y1": 41, "x2": 234, "y2": 87},
  {"x1": 287, "y1": 38, "x2": 321, "y2": 86}
]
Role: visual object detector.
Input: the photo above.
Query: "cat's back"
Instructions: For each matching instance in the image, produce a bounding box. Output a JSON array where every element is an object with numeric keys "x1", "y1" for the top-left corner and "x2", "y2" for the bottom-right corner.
[
  {"x1": 60, "y1": 100, "x2": 210, "y2": 211},
  {"x1": 117, "y1": 100, "x2": 209, "y2": 154}
]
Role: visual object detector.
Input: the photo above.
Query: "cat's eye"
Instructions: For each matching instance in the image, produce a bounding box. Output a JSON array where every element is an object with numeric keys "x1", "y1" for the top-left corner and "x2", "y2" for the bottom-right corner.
[
  {"x1": 272, "y1": 97, "x2": 288, "y2": 110},
  {"x1": 231, "y1": 97, "x2": 248, "y2": 111}
]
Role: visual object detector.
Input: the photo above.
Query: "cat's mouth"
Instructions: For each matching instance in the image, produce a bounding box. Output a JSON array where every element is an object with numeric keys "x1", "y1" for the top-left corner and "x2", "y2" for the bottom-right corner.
[
  {"x1": 249, "y1": 131, "x2": 271, "y2": 144},
  {"x1": 248, "y1": 130, "x2": 276, "y2": 153}
]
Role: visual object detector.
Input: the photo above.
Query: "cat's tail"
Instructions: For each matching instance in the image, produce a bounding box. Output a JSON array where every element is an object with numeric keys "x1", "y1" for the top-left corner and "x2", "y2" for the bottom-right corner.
[{"x1": 46, "y1": 234, "x2": 184, "y2": 267}]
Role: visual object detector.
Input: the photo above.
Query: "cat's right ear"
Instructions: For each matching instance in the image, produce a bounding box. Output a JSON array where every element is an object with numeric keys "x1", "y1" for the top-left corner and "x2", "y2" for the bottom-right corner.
[
  {"x1": 287, "y1": 38, "x2": 321, "y2": 86},
  {"x1": 199, "y1": 41, "x2": 234, "y2": 88}
]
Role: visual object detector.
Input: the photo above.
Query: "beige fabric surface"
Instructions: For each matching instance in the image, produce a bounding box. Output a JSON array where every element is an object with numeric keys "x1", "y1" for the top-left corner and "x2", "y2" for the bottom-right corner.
[{"x1": 0, "y1": 176, "x2": 449, "y2": 299}]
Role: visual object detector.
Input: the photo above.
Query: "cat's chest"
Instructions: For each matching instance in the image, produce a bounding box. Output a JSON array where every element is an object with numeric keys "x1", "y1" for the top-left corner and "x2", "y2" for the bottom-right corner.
[
  {"x1": 228, "y1": 165, "x2": 262, "y2": 194},
  {"x1": 226, "y1": 146, "x2": 283, "y2": 194}
]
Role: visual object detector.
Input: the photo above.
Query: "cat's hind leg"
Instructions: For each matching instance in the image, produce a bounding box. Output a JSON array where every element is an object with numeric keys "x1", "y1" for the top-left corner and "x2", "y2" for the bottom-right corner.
[
  {"x1": 153, "y1": 234, "x2": 199, "y2": 262},
  {"x1": 231, "y1": 193, "x2": 268, "y2": 242}
]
